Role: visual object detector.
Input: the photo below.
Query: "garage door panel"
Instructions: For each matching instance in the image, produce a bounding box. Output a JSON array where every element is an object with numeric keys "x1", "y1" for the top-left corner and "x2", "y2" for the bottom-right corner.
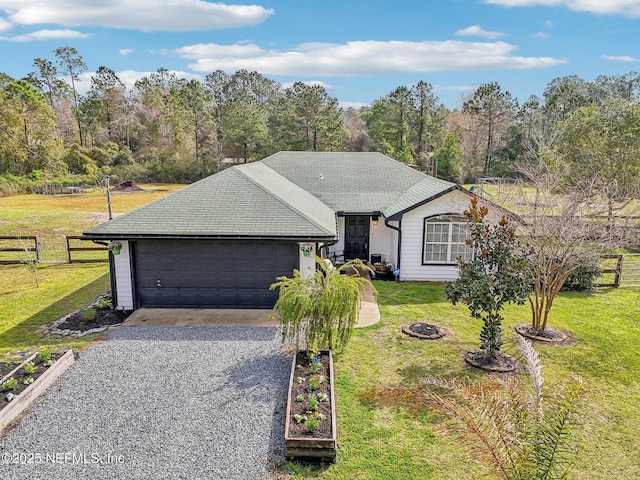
[{"x1": 135, "y1": 240, "x2": 298, "y2": 308}]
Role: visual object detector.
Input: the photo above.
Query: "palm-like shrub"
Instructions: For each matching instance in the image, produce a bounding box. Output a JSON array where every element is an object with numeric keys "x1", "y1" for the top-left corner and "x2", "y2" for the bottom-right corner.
[
  {"x1": 270, "y1": 257, "x2": 374, "y2": 352},
  {"x1": 366, "y1": 336, "x2": 584, "y2": 480}
]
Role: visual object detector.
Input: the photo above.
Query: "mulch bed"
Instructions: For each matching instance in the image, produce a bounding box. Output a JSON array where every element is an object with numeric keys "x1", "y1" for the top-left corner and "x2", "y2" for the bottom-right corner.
[
  {"x1": 401, "y1": 322, "x2": 448, "y2": 340},
  {"x1": 288, "y1": 351, "x2": 333, "y2": 440},
  {"x1": 0, "y1": 353, "x2": 62, "y2": 411},
  {"x1": 57, "y1": 308, "x2": 130, "y2": 332},
  {"x1": 513, "y1": 324, "x2": 576, "y2": 346},
  {"x1": 464, "y1": 350, "x2": 520, "y2": 373}
]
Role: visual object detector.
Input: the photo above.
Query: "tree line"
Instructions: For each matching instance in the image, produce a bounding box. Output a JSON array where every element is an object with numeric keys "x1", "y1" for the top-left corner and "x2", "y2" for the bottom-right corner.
[{"x1": 1, "y1": 46, "x2": 639, "y2": 206}]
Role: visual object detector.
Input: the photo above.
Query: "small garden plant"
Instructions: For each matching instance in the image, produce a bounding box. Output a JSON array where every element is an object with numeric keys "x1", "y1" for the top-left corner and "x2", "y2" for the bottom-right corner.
[
  {"x1": 2, "y1": 378, "x2": 18, "y2": 391},
  {"x1": 23, "y1": 362, "x2": 36, "y2": 375}
]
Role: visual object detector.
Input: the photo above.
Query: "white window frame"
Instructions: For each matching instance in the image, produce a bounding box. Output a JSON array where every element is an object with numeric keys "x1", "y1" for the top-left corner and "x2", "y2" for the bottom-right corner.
[{"x1": 422, "y1": 215, "x2": 473, "y2": 264}]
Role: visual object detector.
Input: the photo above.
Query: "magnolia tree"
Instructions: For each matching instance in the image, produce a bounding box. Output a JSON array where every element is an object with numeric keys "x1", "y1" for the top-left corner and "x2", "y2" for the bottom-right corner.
[{"x1": 446, "y1": 198, "x2": 531, "y2": 362}]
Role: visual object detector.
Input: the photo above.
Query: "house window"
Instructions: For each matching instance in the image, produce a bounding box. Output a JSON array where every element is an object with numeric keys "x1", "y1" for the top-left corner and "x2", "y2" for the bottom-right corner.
[{"x1": 423, "y1": 215, "x2": 473, "y2": 264}]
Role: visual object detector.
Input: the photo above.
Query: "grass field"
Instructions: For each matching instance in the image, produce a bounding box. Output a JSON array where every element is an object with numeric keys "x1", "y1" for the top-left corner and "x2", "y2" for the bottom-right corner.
[
  {"x1": 0, "y1": 185, "x2": 184, "y2": 357},
  {"x1": 0, "y1": 183, "x2": 185, "y2": 237},
  {"x1": 286, "y1": 282, "x2": 640, "y2": 480}
]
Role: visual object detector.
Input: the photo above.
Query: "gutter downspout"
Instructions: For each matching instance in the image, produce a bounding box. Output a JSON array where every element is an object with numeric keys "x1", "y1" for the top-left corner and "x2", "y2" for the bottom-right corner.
[{"x1": 384, "y1": 217, "x2": 402, "y2": 268}]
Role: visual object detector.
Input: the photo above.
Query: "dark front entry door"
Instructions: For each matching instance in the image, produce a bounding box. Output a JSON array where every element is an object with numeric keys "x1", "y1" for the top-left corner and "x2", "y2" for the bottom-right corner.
[{"x1": 344, "y1": 216, "x2": 369, "y2": 260}]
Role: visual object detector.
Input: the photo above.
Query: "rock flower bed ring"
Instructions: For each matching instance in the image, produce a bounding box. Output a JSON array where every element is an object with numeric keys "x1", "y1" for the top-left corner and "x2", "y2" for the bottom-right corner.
[
  {"x1": 401, "y1": 322, "x2": 447, "y2": 340},
  {"x1": 514, "y1": 324, "x2": 568, "y2": 344}
]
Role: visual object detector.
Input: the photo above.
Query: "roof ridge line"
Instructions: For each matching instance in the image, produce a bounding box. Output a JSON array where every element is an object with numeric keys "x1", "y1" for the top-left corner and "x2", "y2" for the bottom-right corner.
[{"x1": 234, "y1": 164, "x2": 336, "y2": 237}]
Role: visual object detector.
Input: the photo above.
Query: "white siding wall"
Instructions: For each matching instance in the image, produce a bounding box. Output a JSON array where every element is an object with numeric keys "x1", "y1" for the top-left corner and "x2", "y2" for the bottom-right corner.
[
  {"x1": 370, "y1": 220, "x2": 397, "y2": 267},
  {"x1": 298, "y1": 242, "x2": 317, "y2": 277},
  {"x1": 113, "y1": 241, "x2": 134, "y2": 310},
  {"x1": 399, "y1": 190, "x2": 472, "y2": 282},
  {"x1": 333, "y1": 217, "x2": 345, "y2": 253}
]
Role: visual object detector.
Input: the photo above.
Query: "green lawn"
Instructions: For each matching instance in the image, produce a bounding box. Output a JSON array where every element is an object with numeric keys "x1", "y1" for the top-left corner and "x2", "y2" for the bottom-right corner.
[
  {"x1": 0, "y1": 183, "x2": 184, "y2": 236},
  {"x1": 285, "y1": 282, "x2": 640, "y2": 479},
  {"x1": 0, "y1": 263, "x2": 109, "y2": 357},
  {"x1": 0, "y1": 186, "x2": 184, "y2": 358}
]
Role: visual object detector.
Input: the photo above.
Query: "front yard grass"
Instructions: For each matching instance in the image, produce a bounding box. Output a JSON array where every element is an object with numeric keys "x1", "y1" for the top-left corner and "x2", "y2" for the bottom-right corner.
[
  {"x1": 0, "y1": 185, "x2": 183, "y2": 357},
  {"x1": 286, "y1": 282, "x2": 640, "y2": 479},
  {"x1": 0, "y1": 263, "x2": 109, "y2": 357}
]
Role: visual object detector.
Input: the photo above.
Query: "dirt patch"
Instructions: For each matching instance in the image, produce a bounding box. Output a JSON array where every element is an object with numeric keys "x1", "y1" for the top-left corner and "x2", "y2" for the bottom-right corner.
[
  {"x1": 1, "y1": 352, "x2": 62, "y2": 410},
  {"x1": 47, "y1": 292, "x2": 131, "y2": 337},
  {"x1": 0, "y1": 362, "x2": 21, "y2": 380},
  {"x1": 56, "y1": 309, "x2": 130, "y2": 332},
  {"x1": 112, "y1": 180, "x2": 145, "y2": 193}
]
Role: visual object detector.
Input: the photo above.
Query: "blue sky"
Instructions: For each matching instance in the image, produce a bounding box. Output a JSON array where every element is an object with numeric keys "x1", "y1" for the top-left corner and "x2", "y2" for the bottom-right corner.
[{"x1": 0, "y1": 0, "x2": 639, "y2": 109}]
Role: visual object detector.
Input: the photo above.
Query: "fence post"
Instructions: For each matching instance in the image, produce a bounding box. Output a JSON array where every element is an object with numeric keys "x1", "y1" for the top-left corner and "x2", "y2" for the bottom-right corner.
[
  {"x1": 616, "y1": 255, "x2": 624, "y2": 287},
  {"x1": 35, "y1": 236, "x2": 42, "y2": 263},
  {"x1": 65, "y1": 235, "x2": 71, "y2": 263}
]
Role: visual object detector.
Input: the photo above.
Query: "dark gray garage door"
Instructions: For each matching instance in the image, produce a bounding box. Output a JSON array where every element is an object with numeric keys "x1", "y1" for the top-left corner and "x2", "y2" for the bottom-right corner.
[{"x1": 134, "y1": 240, "x2": 298, "y2": 308}]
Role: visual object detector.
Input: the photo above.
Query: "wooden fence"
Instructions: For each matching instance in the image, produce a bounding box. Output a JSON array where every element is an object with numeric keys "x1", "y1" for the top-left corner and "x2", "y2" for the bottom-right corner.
[
  {"x1": 0, "y1": 235, "x2": 107, "y2": 265},
  {"x1": 598, "y1": 254, "x2": 640, "y2": 288}
]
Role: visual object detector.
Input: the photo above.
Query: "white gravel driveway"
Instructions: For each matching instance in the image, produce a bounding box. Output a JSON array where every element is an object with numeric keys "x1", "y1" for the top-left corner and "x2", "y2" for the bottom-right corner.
[{"x1": 0, "y1": 326, "x2": 291, "y2": 480}]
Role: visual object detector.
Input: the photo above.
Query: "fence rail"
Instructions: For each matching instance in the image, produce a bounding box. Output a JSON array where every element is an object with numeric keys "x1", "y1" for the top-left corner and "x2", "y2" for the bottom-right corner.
[
  {"x1": 0, "y1": 235, "x2": 107, "y2": 265},
  {"x1": 598, "y1": 253, "x2": 640, "y2": 288}
]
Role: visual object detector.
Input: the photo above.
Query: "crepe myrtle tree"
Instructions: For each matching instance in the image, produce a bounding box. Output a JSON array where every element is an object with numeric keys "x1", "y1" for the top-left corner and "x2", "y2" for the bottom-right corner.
[{"x1": 446, "y1": 198, "x2": 531, "y2": 360}]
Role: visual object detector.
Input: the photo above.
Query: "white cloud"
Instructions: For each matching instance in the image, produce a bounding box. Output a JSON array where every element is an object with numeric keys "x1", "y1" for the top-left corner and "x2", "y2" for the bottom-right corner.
[
  {"x1": 119, "y1": 48, "x2": 134, "y2": 56},
  {"x1": 602, "y1": 54, "x2": 639, "y2": 62},
  {"x1": 483, "y1": 0, "x2": 640, "y2": 18},
  {"x1": 0, "y1": 28, "x2": 90, "y2": 42},
  {"x1": 455, "y1": 25, "x2": 506, "y2": 39},
  {"x1": 531, "y1": 31, "x2": 551, "y2": 38},
  {"x1": 433, "y1": 84, "x2": 477, "y2": 92},
  {"x1": 544, "y1": 19, "x2": 555, "y2": 27},
  {"x1": 173, "y1": 40, "x2": 566, "y2": 76},
  {"x1": 0, "y1": 16, "x2": 11, "y2": 31},
  {"x1": 339, "y1": 101, "x2": 367, "y2": 110},
  {"x1": 0, "y1": 0, "x2": 273, "y2": 32}
]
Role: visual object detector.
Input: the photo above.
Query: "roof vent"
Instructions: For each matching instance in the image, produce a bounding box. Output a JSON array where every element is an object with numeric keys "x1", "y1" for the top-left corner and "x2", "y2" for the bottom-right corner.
[{"x1": 317, "y1": 173, "x2": 324, "y2": 180}]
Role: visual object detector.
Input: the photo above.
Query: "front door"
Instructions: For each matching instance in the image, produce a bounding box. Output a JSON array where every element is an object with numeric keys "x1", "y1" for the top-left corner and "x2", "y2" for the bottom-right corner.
[{"x1": 344, "y1": 216, "x2": 370, "y2": 260}]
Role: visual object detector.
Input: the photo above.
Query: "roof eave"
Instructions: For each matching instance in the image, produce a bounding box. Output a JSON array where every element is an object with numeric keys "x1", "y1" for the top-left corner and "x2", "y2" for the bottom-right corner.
[
  {"x1": 81, "y1": 233, "x2": 337, "y2": 242},
  {"x1": 385, "y1": 185, "x2": 460, "y2": 221}
]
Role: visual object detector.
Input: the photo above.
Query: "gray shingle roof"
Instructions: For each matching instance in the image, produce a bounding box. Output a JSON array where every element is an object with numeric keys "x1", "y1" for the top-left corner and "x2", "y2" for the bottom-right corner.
[
  {"x1": 85, "y1": 165, "x2": 336, "y2": 239},
  {"x1": 262, "y1": 151, "x2": 456, "y2": 215},
  {"x1": 84, "y1": 152, "x2": 457, "y2": 239}
]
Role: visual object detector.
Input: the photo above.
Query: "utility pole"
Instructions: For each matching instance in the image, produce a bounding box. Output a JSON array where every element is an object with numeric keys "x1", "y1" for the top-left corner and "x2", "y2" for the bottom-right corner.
[{"x1": 106, "y1": 176, "x2": 113, "y2": 220}]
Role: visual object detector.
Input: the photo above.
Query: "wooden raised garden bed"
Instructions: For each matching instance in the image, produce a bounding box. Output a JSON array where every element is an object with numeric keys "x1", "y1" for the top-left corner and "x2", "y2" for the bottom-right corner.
[
  {"x1": 0, "y1": 349, "x2": 75, "y2": 430},
  {"x1": 285, "y1": 350, "x2": 337, "y2": 460}
]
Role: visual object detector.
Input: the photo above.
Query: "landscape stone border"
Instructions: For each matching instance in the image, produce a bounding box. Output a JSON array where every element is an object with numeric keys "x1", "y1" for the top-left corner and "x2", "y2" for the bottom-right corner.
[
  {"x1": 464, "y1": 350, "x2": 519, "y2": 373},
  {"x1": 514, "y1": 324, "x2": 568, "y2": 343},
  {"x1": 46, "y1": 292, "x2": 113, "y2": 338},
  {"x1": 401, "y1": 322, "x2": 447, "y2": 340}
]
